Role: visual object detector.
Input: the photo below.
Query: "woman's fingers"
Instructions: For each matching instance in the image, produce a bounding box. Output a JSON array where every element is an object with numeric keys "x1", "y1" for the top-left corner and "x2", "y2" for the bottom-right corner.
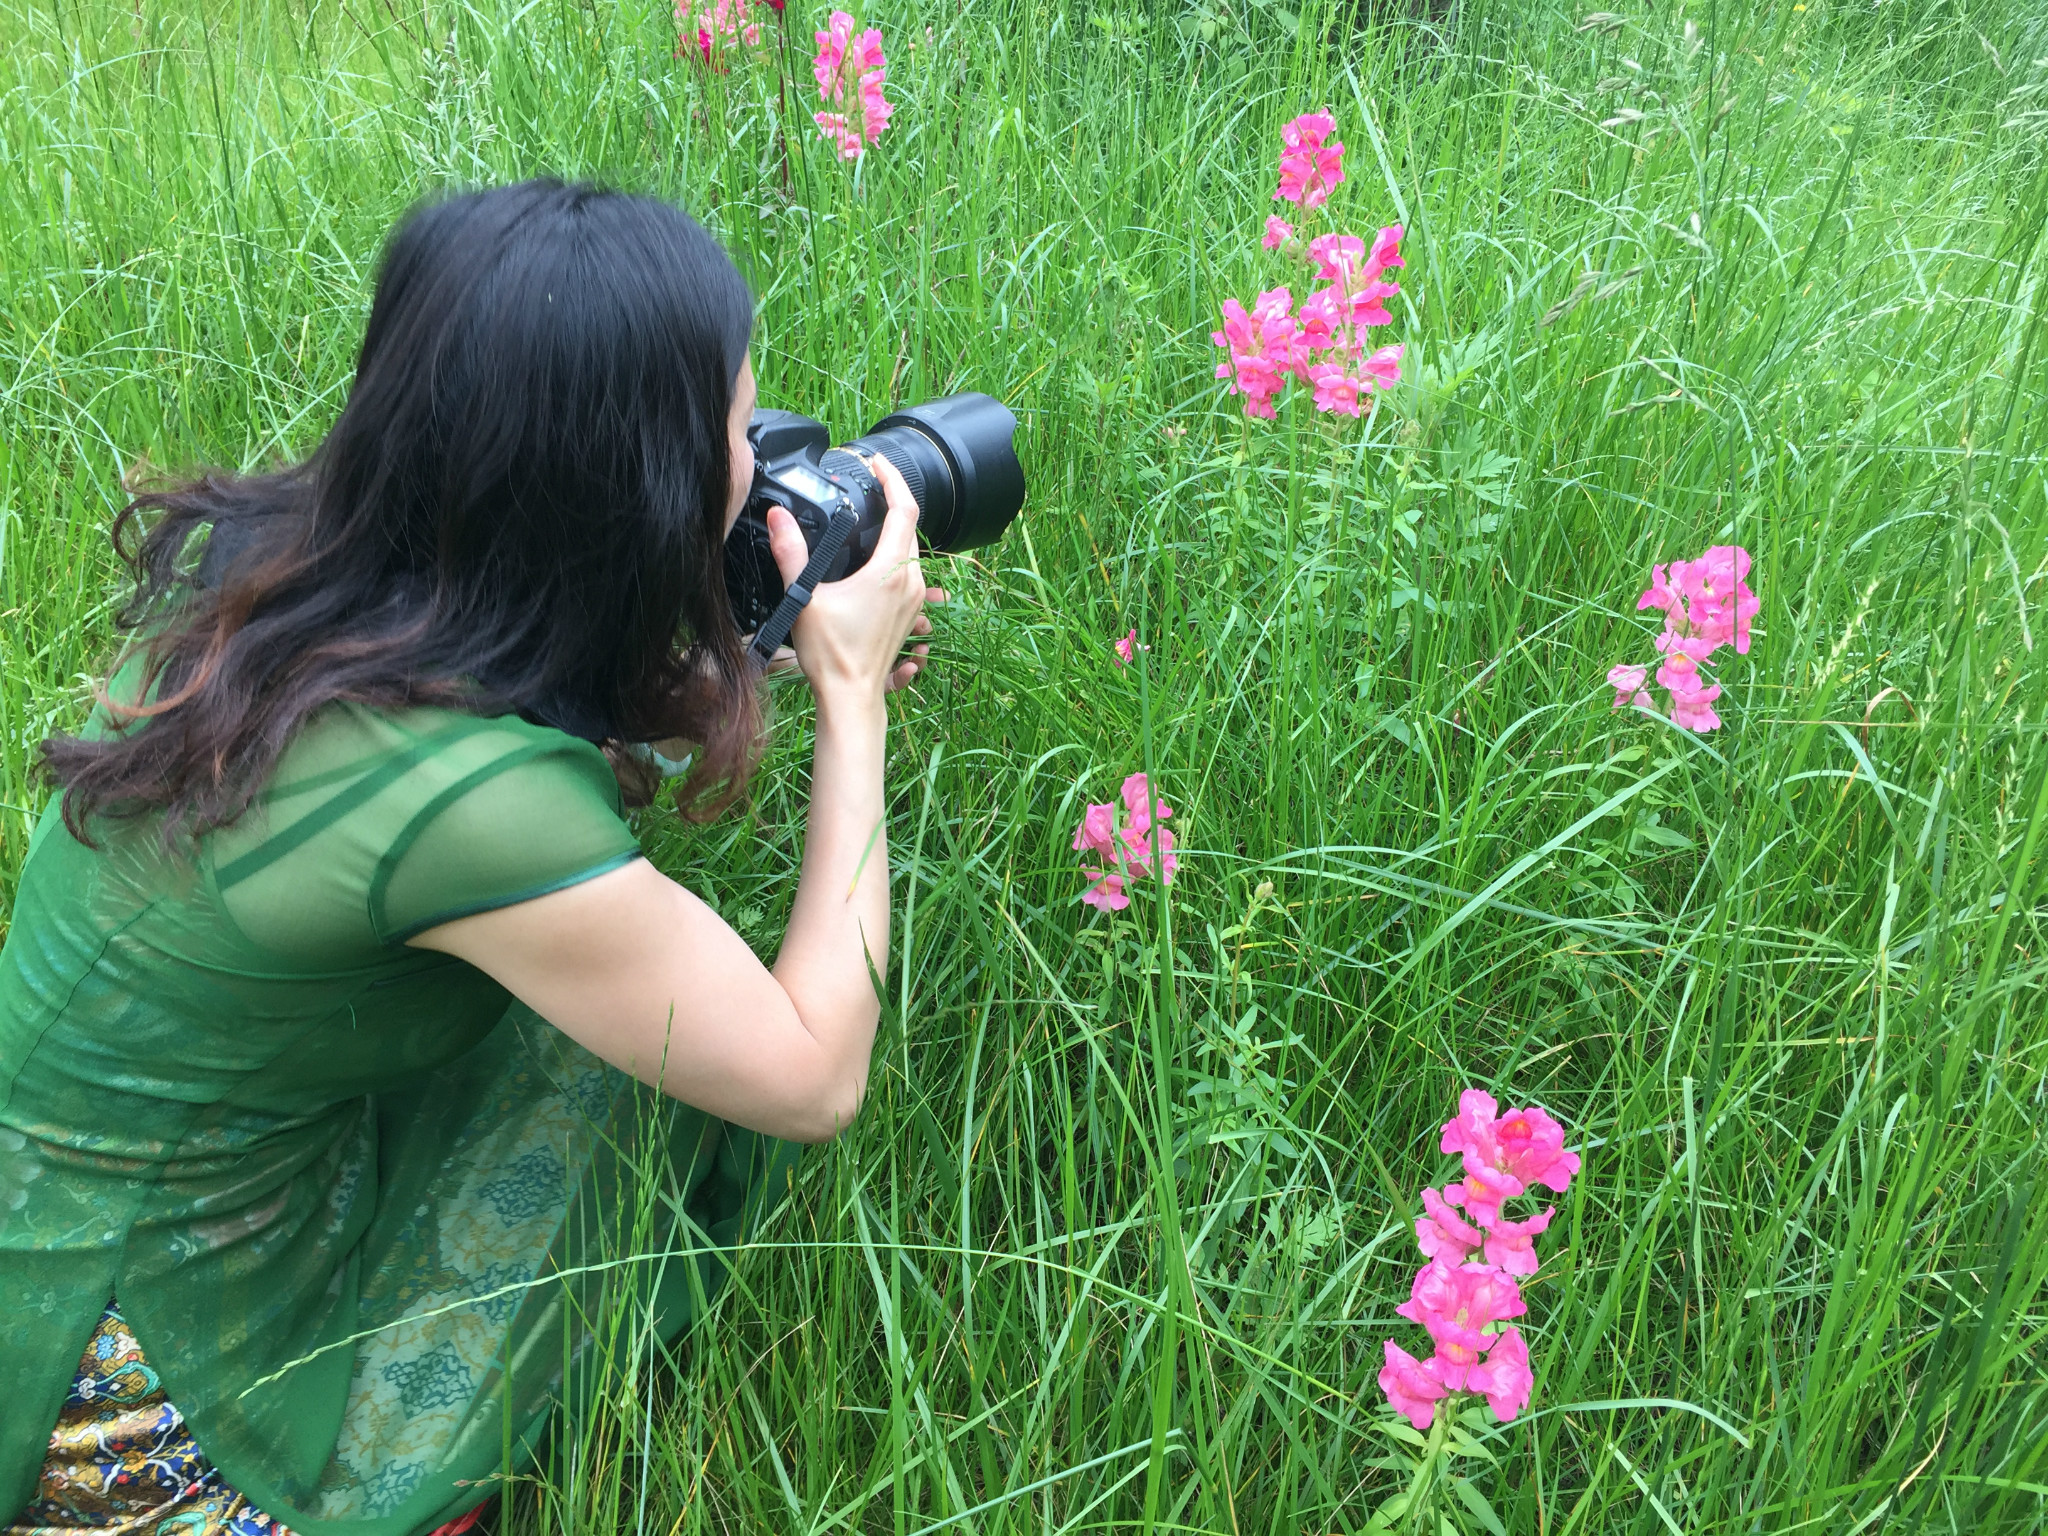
[
  {"x1": 885, "y1": 640, "x2": 933, "y2": 693},
  {"x1": 765, "y1": 505, "x2": 811, "y2": 587},
  {"x1": 864, "y1": 454, "x2": 922, "y2": 569}
]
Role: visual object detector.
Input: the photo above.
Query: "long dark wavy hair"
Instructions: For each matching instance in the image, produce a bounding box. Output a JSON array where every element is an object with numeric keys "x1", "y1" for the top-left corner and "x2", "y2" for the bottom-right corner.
[{"x1": 44, "y1": 180, "x2": 765, "y2": 841}]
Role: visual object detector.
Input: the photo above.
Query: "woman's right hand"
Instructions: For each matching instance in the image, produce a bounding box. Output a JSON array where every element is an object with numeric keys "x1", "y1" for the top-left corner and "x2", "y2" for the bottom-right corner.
[{"x1": 766, "y1": 453, "x2": 945, "y2": 702}]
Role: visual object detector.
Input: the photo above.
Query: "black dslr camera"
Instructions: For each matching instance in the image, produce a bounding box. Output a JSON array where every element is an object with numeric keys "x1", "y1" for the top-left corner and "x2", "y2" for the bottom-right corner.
[{"x1": 724, "y1": 393, "x2": 1026, "y2": 666}]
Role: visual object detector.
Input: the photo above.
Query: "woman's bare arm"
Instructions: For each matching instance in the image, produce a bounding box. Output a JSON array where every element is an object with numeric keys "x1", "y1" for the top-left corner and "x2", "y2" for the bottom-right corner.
[{"x1": 413, "y1": 457, "x2": 935, "y2": 1143}]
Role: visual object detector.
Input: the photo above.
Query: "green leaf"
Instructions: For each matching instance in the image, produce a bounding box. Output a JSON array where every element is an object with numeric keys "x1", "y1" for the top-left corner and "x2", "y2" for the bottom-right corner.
[
  {"x1": 1449, "y1": 1474, "x2": 1509, "y2": 1536},
  {"x1": 1375, "y1": 1416, "x2": 1430, "y2": 1449},
  {"x1": 1446, "y1": 1427, "x2": 1501, "y2": 1465},
  {"x1": 1631, "y1": 812, "x2": 1694, "y2": 850}
]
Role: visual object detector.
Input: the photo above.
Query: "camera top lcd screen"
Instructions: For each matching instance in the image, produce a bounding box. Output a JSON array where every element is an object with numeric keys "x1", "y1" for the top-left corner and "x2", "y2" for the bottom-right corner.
[{"x1": 778, "y1": 464, "x2": 838, "y2": 504}]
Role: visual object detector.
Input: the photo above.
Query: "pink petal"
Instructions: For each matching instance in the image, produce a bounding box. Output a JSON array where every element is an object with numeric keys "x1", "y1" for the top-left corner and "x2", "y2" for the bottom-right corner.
[
  {"x1": 1468, "y1": 1324, "x2": 1534, "y2": 1421},
  {"x1": 1370, "y1": 223, "x2": 1405, "y2": 272},
  {"x1": 1377, "y1": 1341, "x2": 1447, "y2": 1431},
  {"x1": 1071, "y1": 802, "x2": 1118, "y2": 859},
  {"x1": 1415, "y1": 1185, "x2": 1484, "y2": 1263},
  {"x1": 1481, "y1": 1204, "x2": 1556, "y2": 1275},
  {"x1": 1079, "y1": 872, "x2": 1128, "y2": 912}
]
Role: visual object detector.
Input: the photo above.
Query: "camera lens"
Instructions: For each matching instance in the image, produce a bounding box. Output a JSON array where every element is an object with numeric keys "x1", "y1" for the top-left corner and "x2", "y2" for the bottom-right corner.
[{"x1": 839, "y1": 392, "x2": 1025, "y2": 553}]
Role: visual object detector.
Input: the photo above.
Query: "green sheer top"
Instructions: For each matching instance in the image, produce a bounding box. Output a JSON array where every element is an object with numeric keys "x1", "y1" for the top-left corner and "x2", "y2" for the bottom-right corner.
[{"x1": 0, "y1": 701, "x2": 706, "y2": 1530}]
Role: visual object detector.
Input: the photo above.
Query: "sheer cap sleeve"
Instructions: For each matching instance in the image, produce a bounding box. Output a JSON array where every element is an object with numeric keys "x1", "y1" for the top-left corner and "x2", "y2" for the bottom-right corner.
[
  {"x1": 210, "y1": 705, "x2": 641, "y2": 960},
  {"x1": 372, "y1": 733, "x2": 641, "y2": 942}
]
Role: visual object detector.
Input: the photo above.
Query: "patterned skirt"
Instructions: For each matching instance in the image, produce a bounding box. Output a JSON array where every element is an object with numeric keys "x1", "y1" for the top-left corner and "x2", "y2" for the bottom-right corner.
[
  {"x1": 4, "y1": 1304, "x2": 488, "y2": 1536},
  {"x1": 4, "y1": 1303, "x2": 295, "y2": 1536}
]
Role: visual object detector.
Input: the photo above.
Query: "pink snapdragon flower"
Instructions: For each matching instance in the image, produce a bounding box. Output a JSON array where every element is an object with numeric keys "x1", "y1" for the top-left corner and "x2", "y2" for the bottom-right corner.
[
  {"x1": 1439, "y1": 1090, "x2": 1580, "y2": 1224},
  {"x1": 1370, "y1": 223, "x2": 1406, "y2": 272},
  {"x1": 1306, "y1": 363, "x2": 1364, "y2": 416},
  {"x1": 1415, "y1": 1183, "x2": 1556, "y2": 1275},
  {"x1": 1360, "y1": 343, "x2": 1404, "y2": 391},
  {"x1": 1295, "y1": 228, "x2": 1403, "y2": 379},
  {"x1": 1116, "y1": 773, "x2": 1177, "y2": 880},
  {"x1": 1072, "y1": 774, "x2": 1177, "y2": 911},
  {"x1": 1378, "y1": 1342, "x2": 1449, "y2": 1431},
  {"x1": 1479, "y1": 1204, "x2": 1556, "y2": 1276},
  {"x1": 1415, "y1": 1184, "x2": 1485, "y2": 1264},
  {"x1": 1293, "y1": 287, "x2": 1340, "y2": 354},
  {"x1": 1212, "y1": 288, "x2": 1307, "y2": 418},
  {"x1": 1613, "y1": 544, "x2": 1757, "y2": 730},
  {"x1": 1216, "y1": 118, "x2": 1404, "y2": 420},
  {"x1": 1607, "y1": 663, "x2": 1651, "y2": 708},
  {"x1": 676, "y1": 0, "x2": 765, "y2": 62},
  {"x1": 1380, "y1": 1085, "x2": 1577, "y2": 1432},
  {"x1": 1072, "y1": 799, "x2": 1128, "y2": 913},
  {"x1": 1657, "y1": 653, "x2": 1724, "y2": 732},
  {"x1": 1275, "y1": 110, "x2": 1345, "y2": 208},
  {"x1": 1662, "y1": 674, "x2": 1723, "y2": 731},
  {"x1": 1469, "y1": 1324, "x2": 1533, "y2": 1420},
  {"x1": 1396, "y1": 1258, "x2": 1528, "y2": 1357},
  {"x1": 812, "y1": 11, "x2": 892, "y2": 158},
  {"x1": 1346, "y1": 279, "x2": 1399, "y2": 329},
  {"x1": 1642, "y1": 545, "x2": 1758, "y2": 655},
  {"x1": 1079, "y1": 871, "x2": 1127, "y2": 912},
  {"x1": 1308, "y1": 225, "x2": 1403, "y2": 290},
  {"x1": 1307, "y1": 232, "x2": 1365, "y2": 282}
]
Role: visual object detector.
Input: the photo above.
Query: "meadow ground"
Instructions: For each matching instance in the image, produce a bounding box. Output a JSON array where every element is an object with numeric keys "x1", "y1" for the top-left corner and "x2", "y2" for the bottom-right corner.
[{"x1": 3, "y1": 0, "x2": 2047, "y2": 1530}]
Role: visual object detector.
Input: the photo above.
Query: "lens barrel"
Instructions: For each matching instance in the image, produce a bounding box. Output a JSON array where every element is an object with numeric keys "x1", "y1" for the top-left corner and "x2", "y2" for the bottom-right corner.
[{"x1": 843, "y1": 393, "x2": 1025, "y2": 553}]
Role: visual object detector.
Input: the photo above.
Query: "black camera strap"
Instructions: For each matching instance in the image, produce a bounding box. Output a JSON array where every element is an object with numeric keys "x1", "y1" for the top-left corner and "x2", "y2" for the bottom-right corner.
[{"x1": 746, "y1": 505, "x2": 861, "y2": 670}]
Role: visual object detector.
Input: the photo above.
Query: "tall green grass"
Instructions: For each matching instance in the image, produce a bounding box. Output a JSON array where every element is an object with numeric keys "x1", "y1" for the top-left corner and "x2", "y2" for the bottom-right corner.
[{"x1": 4, "y1": 0, "x2": 2046, "y2": 1529}]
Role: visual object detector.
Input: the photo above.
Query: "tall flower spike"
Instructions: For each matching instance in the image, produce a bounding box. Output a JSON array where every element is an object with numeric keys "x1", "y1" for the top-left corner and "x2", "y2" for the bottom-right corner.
[
  {"x1": 1275, "y1": 110, "x2": 1345, "y2": 208},
  {"x1": 1072, "y1": 776, "x2": 1178, "y2": 909},
  {"x1": 812, "y1": 10, "x2": 892, "y2": 158},
  {"x1": 1382, "y1": 1085, "x2": 1576, "y2": 1430},
  {"x1": 812, "y1": 10, "x2": 850, "y2": 91}
]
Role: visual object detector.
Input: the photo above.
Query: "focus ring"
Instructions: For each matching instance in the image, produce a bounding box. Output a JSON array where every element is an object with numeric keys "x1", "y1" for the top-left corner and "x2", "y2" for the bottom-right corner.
[{"x1": 831, "y1": 443, "x2": 925, "y2": 511}]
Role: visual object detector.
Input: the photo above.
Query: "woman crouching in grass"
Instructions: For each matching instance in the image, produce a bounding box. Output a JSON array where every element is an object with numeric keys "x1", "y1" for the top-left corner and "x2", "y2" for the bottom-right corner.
[{"x1": 0, "y1": 180, "x2": 939, "y2": 1536}]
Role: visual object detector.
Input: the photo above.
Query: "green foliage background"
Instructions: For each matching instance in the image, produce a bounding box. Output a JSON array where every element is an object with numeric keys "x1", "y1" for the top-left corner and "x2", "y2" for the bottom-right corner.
[{"x1": 3, "y1": 0, "x2": 2046, "y2": 1529}]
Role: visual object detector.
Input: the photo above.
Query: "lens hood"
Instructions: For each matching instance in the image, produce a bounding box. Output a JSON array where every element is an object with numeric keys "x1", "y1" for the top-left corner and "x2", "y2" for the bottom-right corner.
[{"x1": 857, "y1": 392, "x2": 1025, "y2": 553}]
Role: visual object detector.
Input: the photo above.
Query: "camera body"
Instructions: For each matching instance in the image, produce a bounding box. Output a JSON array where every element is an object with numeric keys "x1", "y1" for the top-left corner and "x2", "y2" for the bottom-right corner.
[{"x1": 724, "y1": 393, "x2": 1027, "y2": 646}]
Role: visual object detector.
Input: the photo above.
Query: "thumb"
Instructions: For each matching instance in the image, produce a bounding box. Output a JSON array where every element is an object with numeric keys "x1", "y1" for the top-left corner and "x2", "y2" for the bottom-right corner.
[{"x1": 766, "y1": 506, "x2": 811, "y2": 588}]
